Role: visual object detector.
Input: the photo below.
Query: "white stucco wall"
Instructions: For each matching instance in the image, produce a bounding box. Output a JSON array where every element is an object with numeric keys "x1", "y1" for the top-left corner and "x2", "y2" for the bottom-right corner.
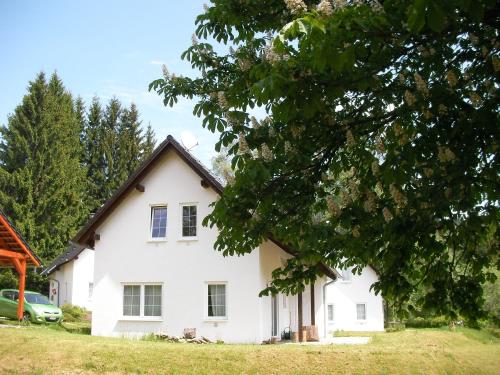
[
  {"x1": 70, "y1": 248, "x2": 95, "y2": 310},
  {"x1": 91, "y1": 150, "x2": 265, "y2": 343},
  {"x1": 49, "y1": 249, "x2": 94, "y2": 310},
  {"x1": 50, "y1": 261, "x2": 73, "y2": 307},
  {"x1": 324, "y1": 266, "x2": 384, "y2": 333}
]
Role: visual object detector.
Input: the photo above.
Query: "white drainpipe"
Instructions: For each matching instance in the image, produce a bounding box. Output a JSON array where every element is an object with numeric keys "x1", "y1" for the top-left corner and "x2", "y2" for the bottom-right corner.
[{"x1": 323, "y1": 278, "x2": 336, "y2": 338}]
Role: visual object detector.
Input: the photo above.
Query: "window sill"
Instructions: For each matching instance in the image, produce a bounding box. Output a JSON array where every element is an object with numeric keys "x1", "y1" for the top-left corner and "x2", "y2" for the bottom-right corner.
[
  {"x1": 203, "y1": 318, "x2": 228, "y2": 322},
  {"x1": 147, "y1": 238, "x2": 167, "y2": 243},
  {"x1": 118, "y1": 316, "x2": 164, "y2": 322},
  {"x1": 177, "y1": 237, "x2": 198, "y2": 242}
]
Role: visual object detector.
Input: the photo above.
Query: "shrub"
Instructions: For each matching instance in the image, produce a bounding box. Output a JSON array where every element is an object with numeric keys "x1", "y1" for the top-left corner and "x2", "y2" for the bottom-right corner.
[
  {"x1": 61, "y1": 304, "x2": 88, "y2": 322},
  {"x1": 405, "y1": 316, "x2": 449, "y2": 328}
]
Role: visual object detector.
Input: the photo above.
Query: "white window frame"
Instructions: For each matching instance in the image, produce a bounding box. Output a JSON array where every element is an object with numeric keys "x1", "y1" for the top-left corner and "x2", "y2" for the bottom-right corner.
[
  {"x1": 149, "y1": 204, "x2": 168, "y2": 242},
  {"x1": 120, "y1": 283, "x2": 164, "y2": 321},
  {"x1": 204, "y1": 282, "x2": 228, "y2": 321},
  {"x1": 179, "y1": 203, "x2": 199, "y2": 240},
  {"x1": 356, "y1": 303, "x2": 367, "y2": 321},
  {"x1": 327, "y1": 303, "x2": 335, "y2": 323}
]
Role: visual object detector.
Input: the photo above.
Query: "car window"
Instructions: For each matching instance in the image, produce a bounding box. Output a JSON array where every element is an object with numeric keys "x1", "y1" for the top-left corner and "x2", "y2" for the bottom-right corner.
[
  {"x1": 2, "y1": 291, "x2": 13, "y2": 300},
  {"x1": 24, "y1": 294, "x2": 50, "y2": 305}
]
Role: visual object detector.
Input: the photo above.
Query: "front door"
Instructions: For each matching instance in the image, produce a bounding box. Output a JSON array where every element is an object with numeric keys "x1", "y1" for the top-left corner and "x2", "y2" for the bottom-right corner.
[{"x1": 271, "y1": 295, "x2": 279, "y2": 337}]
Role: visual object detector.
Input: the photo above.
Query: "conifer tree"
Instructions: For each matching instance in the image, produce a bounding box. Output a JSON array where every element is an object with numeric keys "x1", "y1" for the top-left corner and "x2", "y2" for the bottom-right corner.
[
  {"x1": 82, "y1": 97, "x2": 107, "y2": 213},
  {"x1": 102, "y1": 98, "x2": 122, "y2": 197},
  {"x1": 142, "y1": 123, "x2": 156, "y2": 160},
  {"x1": 116, "y1": 103, "x2": 144, "y2": 186},
  {"x1": 0, "y1": 72, "x2": 88, "y2": 262}
]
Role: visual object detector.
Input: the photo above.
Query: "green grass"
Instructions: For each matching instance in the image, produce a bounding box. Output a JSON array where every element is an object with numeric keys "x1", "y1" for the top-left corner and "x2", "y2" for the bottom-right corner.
[{"x1": 0, "y1": 326, "x2": 498, "y2": 374}]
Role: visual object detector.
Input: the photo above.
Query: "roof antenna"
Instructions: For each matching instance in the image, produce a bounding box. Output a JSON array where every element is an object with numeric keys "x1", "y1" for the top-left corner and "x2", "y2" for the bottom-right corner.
[{"x1": 180, "y1": 131, "x2": 199, "y2": 150}]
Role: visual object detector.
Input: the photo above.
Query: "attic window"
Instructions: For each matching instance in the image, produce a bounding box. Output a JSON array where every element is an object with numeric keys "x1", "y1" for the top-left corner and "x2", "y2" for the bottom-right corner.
[{"x1": 150, "y1": 206, "x2": 167, "y2": 239}]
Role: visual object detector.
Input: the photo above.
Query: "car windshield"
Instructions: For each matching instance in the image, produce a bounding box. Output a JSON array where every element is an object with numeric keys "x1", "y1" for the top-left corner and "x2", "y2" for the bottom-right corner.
[{"x1": 24, "y1": 293, "x2": 51, "y2": 305}]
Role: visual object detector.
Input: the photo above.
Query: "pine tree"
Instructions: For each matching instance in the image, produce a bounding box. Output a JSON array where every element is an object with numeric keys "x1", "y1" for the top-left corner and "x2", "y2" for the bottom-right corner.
[
  {"x1": 141, "y1": 123, "x2": 156, "y2": 160},
  {"x1": 115, "y1": 103, "x2": 144, "y2": 186},
  {"x1": 102, "y1": 98, "x2": 122, "y2": 197},
  {"x1": 82, "y1": 97, "x2": 107, "y2": 214},
  {"x1": 0, "y1": 72, "x2": 88, "y2": 262}
]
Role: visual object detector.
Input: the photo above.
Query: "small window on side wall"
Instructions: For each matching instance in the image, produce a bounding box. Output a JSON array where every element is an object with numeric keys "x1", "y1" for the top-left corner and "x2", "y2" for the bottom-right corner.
[
  {"x1": 207, "y1": 283, "x2": 226, "y2": 319},
  {"x1": 327, "y1": 304, "x2": 334, "y2": 322},
  {"x1": 356, "y1": 303, "x2": 366, "y2": 321},
  {"x1": 181, "y1": 204, "x2": 197, "y2": 238},
  {"x1": 151, "y1": 206, "x2": 167, "y2": 239}
]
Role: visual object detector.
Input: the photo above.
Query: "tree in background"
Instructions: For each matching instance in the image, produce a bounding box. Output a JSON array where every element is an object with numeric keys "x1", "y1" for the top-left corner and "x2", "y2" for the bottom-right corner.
[
  {"x1": 151, "y1": 0, "x2": 499, "y2": 320},
  {"x1": 142, "y1": 123, "x2": 157, "y2": 159},
  {"x1": 0, "y1": 72, "x2": 158, "y2": 291},
  {"x1": 0, "y1": 72, "x2": 88, "y2": 262}
]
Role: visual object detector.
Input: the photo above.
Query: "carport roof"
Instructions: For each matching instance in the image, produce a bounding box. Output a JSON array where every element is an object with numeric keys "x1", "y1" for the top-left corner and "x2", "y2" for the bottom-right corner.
[{"x1": 0, "y1": 209, "x2": 41, "y2": 268}]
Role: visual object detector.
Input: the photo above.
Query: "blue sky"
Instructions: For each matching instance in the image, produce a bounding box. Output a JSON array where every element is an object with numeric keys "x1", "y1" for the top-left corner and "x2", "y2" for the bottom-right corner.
[{"x1": 0, "y1": 0, "x2": 219, "y2": 165}]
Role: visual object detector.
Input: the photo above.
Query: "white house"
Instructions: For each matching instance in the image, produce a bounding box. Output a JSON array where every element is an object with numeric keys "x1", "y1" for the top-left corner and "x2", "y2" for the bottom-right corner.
[
  {"x1": 324, "y1": 266, "x2": 384, "y2": 333},
  {"x1": 42, "y1": 243, "x2": 94, "y2": 310},
  {"x1": 47, "y1": 135, "x2": 384, "y2": 342}
]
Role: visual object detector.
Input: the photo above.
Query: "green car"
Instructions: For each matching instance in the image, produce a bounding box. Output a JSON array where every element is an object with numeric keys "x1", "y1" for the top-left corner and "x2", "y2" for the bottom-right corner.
[{"x1": 0, "y1": 289, "x2": 63, "y2": 323}]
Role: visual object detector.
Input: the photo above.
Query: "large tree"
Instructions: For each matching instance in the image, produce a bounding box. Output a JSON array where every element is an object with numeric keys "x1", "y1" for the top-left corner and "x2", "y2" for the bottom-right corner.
[
  {"x1": 151, "y1": 0, "x2": 499, "y2": 319},
  {"x1": 0, "y1": 72, "x2": 88, "y2": 262}
]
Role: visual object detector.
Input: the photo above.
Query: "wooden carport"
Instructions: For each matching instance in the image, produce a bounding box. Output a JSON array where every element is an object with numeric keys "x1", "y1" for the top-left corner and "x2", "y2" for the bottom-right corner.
[{"x1": 0, "y1": 210, "x2": 41, "y2": 320}]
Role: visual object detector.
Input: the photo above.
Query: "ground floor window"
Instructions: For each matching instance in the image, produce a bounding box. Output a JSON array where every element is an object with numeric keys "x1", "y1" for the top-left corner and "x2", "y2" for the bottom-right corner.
[
  {"x1": 356, "y1": 303, "x2": 366, "y2": 321},
  {"x1": 327, "y1": 304, "x2": 335, "y2": 322},
  {"x1": 207, "y1": 283, "x2": 227, "y2": 319},
  {"x1": 123, "y1": 283, "x2": 162, "y2": 317}
]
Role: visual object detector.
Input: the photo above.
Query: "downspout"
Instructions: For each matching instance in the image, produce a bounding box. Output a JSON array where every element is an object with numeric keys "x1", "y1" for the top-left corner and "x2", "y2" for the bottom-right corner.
[{"x1": 322, "y1": 278, "x2": 336, "y2": 338}]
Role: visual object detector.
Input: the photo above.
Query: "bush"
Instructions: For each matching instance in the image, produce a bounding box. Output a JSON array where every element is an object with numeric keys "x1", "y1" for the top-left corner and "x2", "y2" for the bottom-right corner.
[
  {"x1": 405, "y1": 316, "x2": 449, "y2": 328},
  {"x1": 61, "y1": 304, "x2": 88, "y2": 322}
]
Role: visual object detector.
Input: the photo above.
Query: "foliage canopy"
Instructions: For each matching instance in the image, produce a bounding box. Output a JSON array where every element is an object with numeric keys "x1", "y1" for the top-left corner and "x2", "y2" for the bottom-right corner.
[{"x1": 151, "y1": 0, "x2": 499, "y2": 319}]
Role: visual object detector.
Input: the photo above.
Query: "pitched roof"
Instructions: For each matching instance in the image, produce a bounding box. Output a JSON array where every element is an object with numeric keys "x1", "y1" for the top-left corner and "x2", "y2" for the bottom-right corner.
[
  {"x1": 72, "y1": 135, "x2": 337, "y2": 280},
  {"x1": 41, "y1": 242, "x2": 86, "y2": 276},
  {"x1": 0, "y1": 209, "x2": 42, "y2": 268}
]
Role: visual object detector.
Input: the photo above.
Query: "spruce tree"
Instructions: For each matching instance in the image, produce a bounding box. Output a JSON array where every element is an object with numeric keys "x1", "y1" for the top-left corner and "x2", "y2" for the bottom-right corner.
[
  {"x1": 102, "y1": 98, "x2": 122, "y2": 197},
  {"x1": 82, "y1": 97, "x2": 107, "y2": 214},
  {"x1": 142, "y1": 123, "x2": 156, "y2": 160},
  {"x1": 0, "y1": 72, "x2": 88, "y2": 262},
  {"x1": 115, "y1": 103, "x2": 144, "y2": 186}
]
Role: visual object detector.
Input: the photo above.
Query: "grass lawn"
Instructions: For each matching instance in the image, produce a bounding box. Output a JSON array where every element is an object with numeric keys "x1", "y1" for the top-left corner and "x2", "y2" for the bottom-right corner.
[{"x1": 0, "y1": 324, "x2": 498, "y2": 375}]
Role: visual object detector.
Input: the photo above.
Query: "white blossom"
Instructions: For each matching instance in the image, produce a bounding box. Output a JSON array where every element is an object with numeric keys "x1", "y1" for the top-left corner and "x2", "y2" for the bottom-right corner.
[
  {"x1": 346, "y1": 130, "x2": 355, "y2": 148},
  {"x1": 261, "y1": 144, "x2": 273, "y2": 161},
  {"x1": 352, "y1": 226, "x2": 361, "y2": 238},
  {"x1": 389, "y1": 184, "x2": 407, "y2": 207},
  {"x1": 469, "y1": 92, "x2": 482, "y2": 107},
  {"x1": 217, "y1": 91, "x2": 229, "y2": 109},
  {"x1": 423, "y1": 168, "x2": 434, "y2": 178},
  {"x1": 371, "y1": 160, "x2": 380, "y2": 176},
  {"x1": 251, "y1": 116, "x2": 260, "y2": 128},
  {"x1": 404, "y1": 90, "x2": 416, "y2": 106},
  {"x1": 382, "y1": 207, "x2": 393, "y2": 222},
  {"x1": 191, "y1": 34, "x2": 199, "y2": 46},
  {"x1": 363, "y1": 191, "x2": 377, "y2": 213},
  {"x1": 326, "y1": 195, "x2": 341, "y2": 217},
  {"x1": 492, "y1": 57, "x2": 500, "y2": 72},
  {"x1": 284, "y1": 141, "x2": 292, "y2": 154},
  {"x1": 414, "y1": 73, "x2": 429, "y2": 96},
  {"x1": 317, "y1": 0, "x2": 333, "y2": 16},
  {"x1": 238, "y1": 58, "x2": 252, "y2": 71},
  {"x1": 437, "y1": 146, "x2": 456, "y2": 163},
  {"x1": 238, "y1": 133, "x2": 250, "y2": 154},
  {"x1": 446, "y1": 70, "x2": 458, "y2": 88},
  {"x1": 161, "y1": 65, "x2": 170, "y2": 80},
  {"x1": 438, "y1": 104, "x2": 448, "y2": 115},
  {"x1": 284, "y1": 0, "x2": 307, "y2": 15},
  {"x1": 375, "y1": 136, "x2": 385, "y2": 153},
  {"x1": 371, "y1": 0, "x2": 384, "y2": 13}
]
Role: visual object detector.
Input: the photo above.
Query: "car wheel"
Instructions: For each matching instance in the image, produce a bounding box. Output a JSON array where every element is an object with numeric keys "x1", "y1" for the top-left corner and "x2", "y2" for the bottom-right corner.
[{"x1": 22, "y1": 312, "x2": 31, "y2": 324}]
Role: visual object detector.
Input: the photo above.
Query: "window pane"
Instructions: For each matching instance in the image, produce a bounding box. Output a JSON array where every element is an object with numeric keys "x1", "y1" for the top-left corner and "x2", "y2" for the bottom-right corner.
[
  {"x1": 182, "y1": 205, "x2": 197, "y2": 237},
  {"x1": 151, "y1": 207, "x2": 167, "y2": 238},
  {"x1": 208, "y1": 284, "x2": 226, "y2": 317},
  {"x1": 123, "y1": 285, "x2": 140, "y2": 316},
  {"x1": 356, "y1": 304, "x2": 366, "y2": 320},
  {"x1": 144, "y1": 285, "x2": 162, "y2": 316},
  {"x1": 328, "y1": 305, "x2": 334, "y2": 321}
]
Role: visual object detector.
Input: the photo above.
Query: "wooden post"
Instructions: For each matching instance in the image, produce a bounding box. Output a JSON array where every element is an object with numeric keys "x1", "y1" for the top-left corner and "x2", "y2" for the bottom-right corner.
[
  {"x1": 298, "y1": 291, "x2": 303, "y2": 341},
  {"x1": 12, "y1": 258, "x2": 26, "y2": 320},
  {"x1": 310, "y1": 283, "x2": 315, "y2": 326}
]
